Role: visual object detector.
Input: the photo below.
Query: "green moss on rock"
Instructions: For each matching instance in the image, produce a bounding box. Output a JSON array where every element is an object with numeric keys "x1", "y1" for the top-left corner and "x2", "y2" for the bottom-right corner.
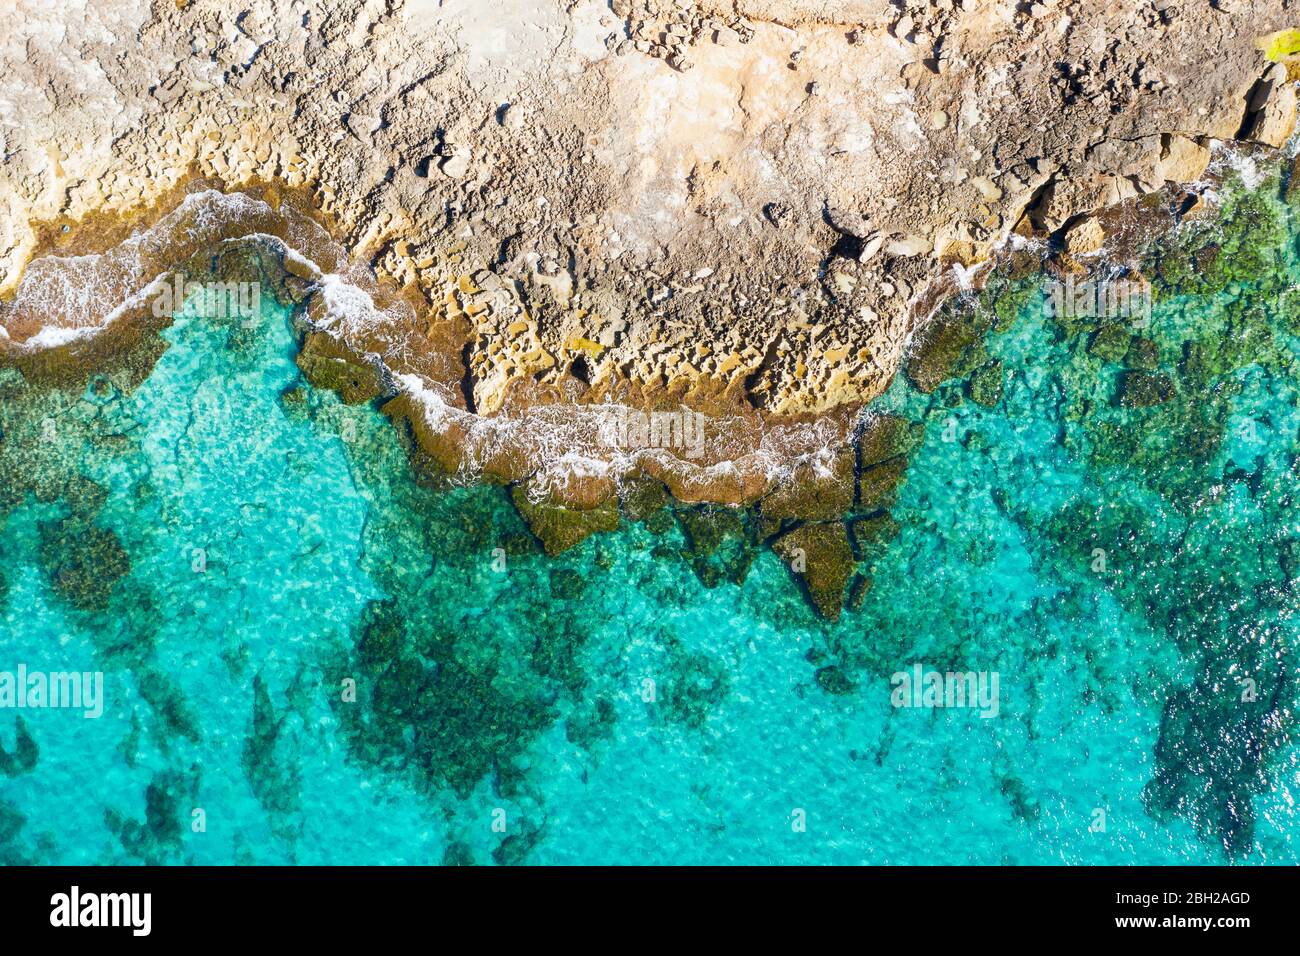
[
  {"x1": 772, "y1": 522, "x2": 856, "y2": 622},
  {"x1": 676, "y1": 506, "x2": 744, "y2": 556},
  {"x1": 296, "y1": 332, "x2": 384, "y2": 405},
  {"x1": 510, "y1": 485, "x2": 619, "y2": 556}
]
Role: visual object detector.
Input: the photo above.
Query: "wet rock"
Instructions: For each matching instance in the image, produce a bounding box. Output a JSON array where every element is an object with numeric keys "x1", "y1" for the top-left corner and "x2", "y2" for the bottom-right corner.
[
  {"x1": 510, "y1": 484, "x2": 619, "y2": 556},
  {"x1": 620, "y1": 476, "x2": 670, "y2": 522},
  {"x1": 772, "y1": 522, "x2": 855, "y2": 622},
  {"x1": 675, "y1": 505, "x2": 754, "y2": 587},
  {"x1": 672, "y1": 505, "x2": 727, "y2": 551},
  {"x1": 857, "y1": 457, "x2": 910, "y2": 511},
  {"x1": 643, "y1": 507, "x2": 676, "y2": 536},
  {"x1": 857, "y1": 414, "x2": 924, "y2": 468},
  {"x1": 296, "y1": 333, "x2": 384, "y2": 405},
  {"x1": 759, "y1": 447, "x2": 855, "y2": 520},
  {"x1": 1118, "y1": 370, "x2": 1175, "y2": 408},
  {"x1": 381, "y1": 393, "x2": 469, "y2": 478},
  {"x1": 906, "y1": 309, "x2": 990, "y2": 393}
]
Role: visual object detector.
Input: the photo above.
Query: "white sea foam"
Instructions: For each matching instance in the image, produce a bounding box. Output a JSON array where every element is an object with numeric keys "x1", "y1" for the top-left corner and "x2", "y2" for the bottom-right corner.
[
  {"x1": 21, "y1": 325, "x2": 100, "y2": 349},
  {"x1": 314, "y1": 274, "x2": 388, "y2": 338}
]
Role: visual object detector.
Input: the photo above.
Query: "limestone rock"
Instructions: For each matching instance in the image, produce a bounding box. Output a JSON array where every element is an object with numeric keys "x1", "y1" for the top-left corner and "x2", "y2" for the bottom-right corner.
[
  {"x1": 1064, "y1": 216, "x2": 1106, "y2": 255},
  {"x1": 1155, "y1": 135, "x2": 1211, "y2": 184}
]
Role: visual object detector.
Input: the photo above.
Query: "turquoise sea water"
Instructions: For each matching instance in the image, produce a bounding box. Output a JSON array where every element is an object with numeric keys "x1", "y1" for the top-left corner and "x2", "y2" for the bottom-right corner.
[{"x1": 3, "y1": 156, "x2": 1300, "y2": 864}]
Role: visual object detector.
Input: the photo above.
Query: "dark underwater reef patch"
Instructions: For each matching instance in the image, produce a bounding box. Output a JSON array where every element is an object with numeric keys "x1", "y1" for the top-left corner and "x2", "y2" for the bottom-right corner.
[
  {"x1": 0, "y1": 799, "x2": 33, "y2": 865},
  {"x1": 912, "y1": 152, "x2": 1300, "y2": 856},
  {"x1": 0, "y1": 214, "x2": 325, "y2": 863}
]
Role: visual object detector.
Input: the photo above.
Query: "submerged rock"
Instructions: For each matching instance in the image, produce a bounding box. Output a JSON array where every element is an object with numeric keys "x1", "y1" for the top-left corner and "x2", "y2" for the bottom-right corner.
[
  {"x1": 1117, "y1": 369, "x2": 1175, "y2": 408},
  {"x1": 675, "y1": 505, "x2": 757, "y2": 587},
  {"x1": 857, "y1": 414, "x2": 924, "y2": 469},
  {"x1": 620, "y1": 476, "x2": 670, "y2": 522},
  {"x1": 37, "y1": 515, "x2": 131, "y2": 612},
  {"x1": 1088, "y1": 323, "x2": 1131, "y2": 364},
  {"x1": 906, "y1": 308, "x2": 991, "y2": 394},
  {"x1": 968, "y1": 360, "x2": 1004, "y2": 407},
  {"x1": 0, "y1": 717, "x2": 39, "y2": 778},
  {"x1": 772, "y1": 522, "x2": 856, "y2": 622},
  {"x1": 815, "y1": 665, "x2": 856, "y2": 696},
  {"x1": 850, "y1": 512, "x2": 902, "y2": 561},
  {"x1": 857, "y1": 457, "x2": 910, "y2": 512},
  {"x1": 658, "y1": 637, "x2": 730, "y2": 730}
]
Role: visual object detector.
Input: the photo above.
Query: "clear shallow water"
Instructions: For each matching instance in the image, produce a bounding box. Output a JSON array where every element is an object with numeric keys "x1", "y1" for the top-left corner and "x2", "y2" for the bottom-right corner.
[{"x1": 2, "y1": 158, "x2": 1300, "y2": 864}]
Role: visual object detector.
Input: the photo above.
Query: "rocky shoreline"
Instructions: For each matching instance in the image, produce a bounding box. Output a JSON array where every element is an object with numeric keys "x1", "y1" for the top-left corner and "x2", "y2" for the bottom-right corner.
[
  {"x1": 4, "y1": 2, "x2": 1299, "y2": 407},
  {"x1": 5, "y1": 1, "x2": 1300, "y2": 618}
]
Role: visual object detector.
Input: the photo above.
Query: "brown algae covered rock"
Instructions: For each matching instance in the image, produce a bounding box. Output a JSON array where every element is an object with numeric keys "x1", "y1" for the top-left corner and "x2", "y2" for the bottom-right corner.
[
  {"x1": 510, "y1": 483, "x2": 620, "y2": 557},
  {"x1": 772, "y1": 521, "x2": 856, "y2": 623}
]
